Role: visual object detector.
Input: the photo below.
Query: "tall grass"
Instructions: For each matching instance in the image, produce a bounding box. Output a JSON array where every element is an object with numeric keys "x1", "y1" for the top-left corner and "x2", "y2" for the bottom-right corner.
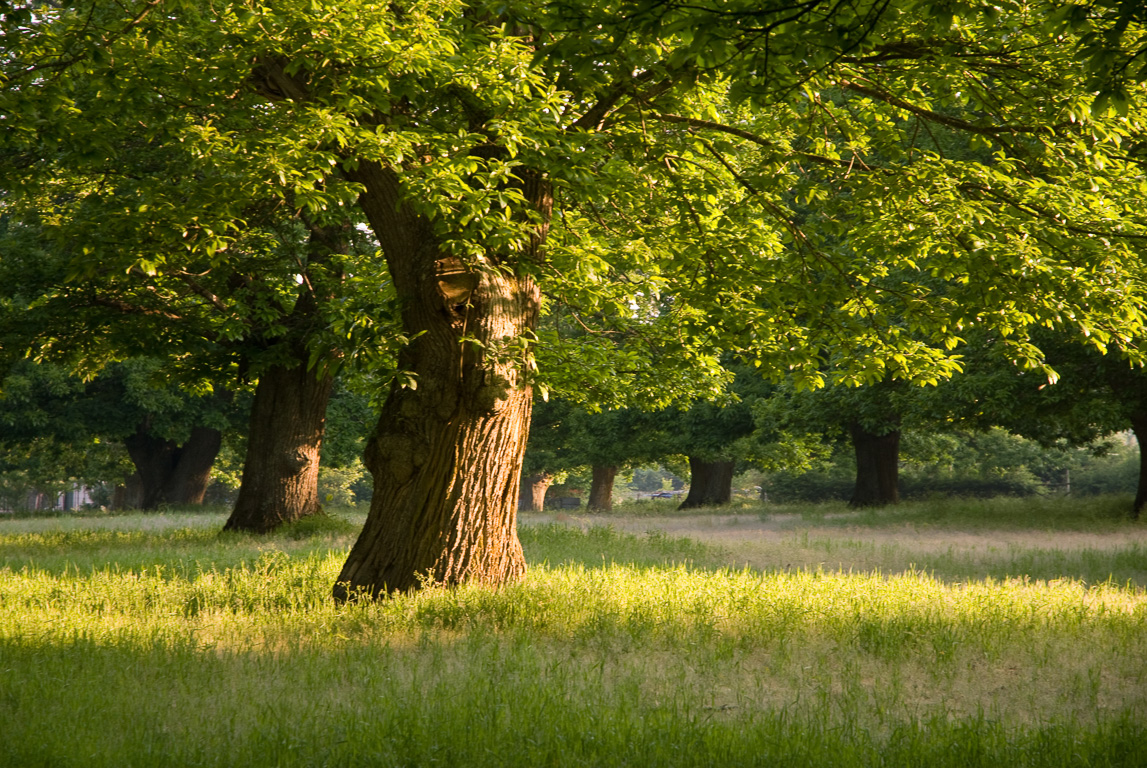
[
  {"x1": 571, "y1": 492, "x2": 1141, "y2": 528},
  {"x1": 1, "y1": 501, "x2": 1145, "y2": 767}
]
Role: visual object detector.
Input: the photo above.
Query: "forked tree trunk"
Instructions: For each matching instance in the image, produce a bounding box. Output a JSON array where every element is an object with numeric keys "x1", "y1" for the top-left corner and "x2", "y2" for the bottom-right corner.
[
  {"x1": 678, "y1": 457, "x2": 735, "y2": 510},
  {"x1": 223, "y1": 363, "x2": 334, "y2": 532},
  {"x1": 849, "y1": 422, "x2": 900, "y2": 507},
  {"x1": 1130, "y1": 414, "x2": 1147, "y2": 519},
  {"x1": 333, "y1": 161, "x2": 549, "y2": 599},
  {"x1": 122, "y1": 422, "x2": 223, "y2": 509},
  {"x1": 519, "y1": 472, "x2": 553, "y2": 512},
  {"x1": 123, "y1": 425, "x2": 179, "y2": 509},
  {"x1": 587, "y1": 465, "x2": 618, "y2": 512},
  {"x1": 167, "y1": 426, "x2": 223, "y2": 504}
]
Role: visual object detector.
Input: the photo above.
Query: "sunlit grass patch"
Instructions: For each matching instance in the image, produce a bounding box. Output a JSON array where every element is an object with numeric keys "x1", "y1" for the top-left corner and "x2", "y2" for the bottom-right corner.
[{"x1": 2, "y1": 509, "x2": 1145, "y2": 766}]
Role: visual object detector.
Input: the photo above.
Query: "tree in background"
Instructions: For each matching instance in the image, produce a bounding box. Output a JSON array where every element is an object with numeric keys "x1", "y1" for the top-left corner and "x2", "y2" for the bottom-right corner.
[
  {"x1": 937, "y1": 331, "x2": 1147, "y2": 516},
  {"x1": 220, "y1": 221, "x2": 349, "y2": 532},
  {"x1": 0, "y1": 91, "x2": 401, "y2": 530},
  {"x1": 5, "y1": 1, "x2": 1147, "y2": 597},
  {"x1": 750, "y1": 378, "x2": 913, "y2": 507},
  {"x1": 0, "y1": 359, "x2": 239, "y2": 509},
  {"x1": 752, "y1": 329, "x2": 1147, "y2": 507},
  {"x1": 521, "y1": 400, "x2": 671, "y2": 511},
  {"x1": 518, "y1": 400, "x2": 571, "y2": 512},
  {"x1": 645, "y1": 370, "x2": 765, "y2": 510}
]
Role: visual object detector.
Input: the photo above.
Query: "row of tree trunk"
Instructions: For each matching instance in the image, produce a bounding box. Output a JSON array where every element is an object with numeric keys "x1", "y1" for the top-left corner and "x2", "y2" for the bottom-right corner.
[
  {"x1": 516, "y1": 422, "x2": 906, "y2": 514},
  {"x1": 517, "y1": 457, "x2": 736, "y2": 513},
  {"x1": 136, "y1": 385, "x2": 1143, "y2": 534},
  {"x1": 117, "y1": 358, "x2": 333, "y2": 527}
]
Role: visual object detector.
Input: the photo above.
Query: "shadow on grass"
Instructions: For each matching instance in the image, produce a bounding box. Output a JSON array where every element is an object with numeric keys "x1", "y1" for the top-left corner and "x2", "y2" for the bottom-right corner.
[
  {"x1": 4, "y1": 498, "x2": 1144, "y2": 587},
  {"x1": 520, "y1": 523, "x2": 730, "y2": 570},
  {"x1": 3, "y1": 634, "x2": 1143, "y2": 768}
]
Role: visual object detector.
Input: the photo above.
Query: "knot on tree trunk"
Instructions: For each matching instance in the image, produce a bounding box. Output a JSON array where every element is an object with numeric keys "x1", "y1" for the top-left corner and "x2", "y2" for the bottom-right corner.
[{"x1": 284, "y1": 448, "x2": 311, "y2": 472}]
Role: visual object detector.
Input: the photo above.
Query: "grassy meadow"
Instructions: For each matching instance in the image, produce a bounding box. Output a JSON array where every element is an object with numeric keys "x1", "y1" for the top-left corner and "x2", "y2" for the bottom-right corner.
[{"x1": 1, "y1": 497, "x2": 1145, "y2": 767}]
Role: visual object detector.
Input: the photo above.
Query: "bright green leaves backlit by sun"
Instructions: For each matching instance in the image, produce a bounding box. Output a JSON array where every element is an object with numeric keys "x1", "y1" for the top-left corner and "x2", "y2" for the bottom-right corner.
[{"x1": 2, "y1": 0, "x2": 1147, "y2": 407}]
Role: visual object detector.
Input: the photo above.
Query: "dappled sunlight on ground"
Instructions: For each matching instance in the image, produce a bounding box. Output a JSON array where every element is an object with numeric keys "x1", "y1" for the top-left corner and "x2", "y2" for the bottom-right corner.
[{"x1": 526, "y1": 512, "x2": 1147, "y2": 587}]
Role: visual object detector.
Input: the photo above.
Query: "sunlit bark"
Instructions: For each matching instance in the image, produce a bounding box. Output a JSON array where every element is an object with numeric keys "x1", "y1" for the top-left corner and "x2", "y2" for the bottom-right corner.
[{"x1": 334, "y1": 161, "x2": 549, "y2": 598}]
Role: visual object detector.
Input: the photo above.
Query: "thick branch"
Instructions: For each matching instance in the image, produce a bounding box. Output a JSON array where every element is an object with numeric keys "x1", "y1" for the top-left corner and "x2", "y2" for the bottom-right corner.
[
  {"x1": 963, "y1": 183, "x2": 1147, "y2": 240},
  {"x1": 839, "y1": 78, "x2": 1066, "y2": 136},
  {"x1": 571, "y1": 69, "x2": 661, "y2": 131},
  {"x1": 652, "y1": 113, "x2": 855, "y2": 168},
  {"x1": 171, "y1": 271, "x2": 231, "y2": 314}
]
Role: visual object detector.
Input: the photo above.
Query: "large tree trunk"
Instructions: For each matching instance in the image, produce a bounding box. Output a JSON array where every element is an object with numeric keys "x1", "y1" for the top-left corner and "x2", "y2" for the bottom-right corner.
[
  {"x1": 849, "y1": 422, "x2": 900, "y2": 507},
  {"x1": 223, "y1": 363, "x2": 334, "y2": 532},
  {"x1": 122, "y1": 422, "x2": 223, "y2": 510},
  {"x1": 223, "y1": 221, "x2": 345, "y2": 533},
  {"x1": 334, "y1": 161, "x2": 548, "y2": 599},
  {"x1": 678, "y1": 457, "x2": 735, "y2": 509},
  {"x1": 114, "y1": 475, "x2": 144, "y2": 510},
  {"x1": 587, "y1": 465, "x2": 618, "y2": 512},
  {"x1": 1130, "y1": 414, "x2": 1147, "y2": 519},
  {"x1": 122, "y1": 424, "x2": 179, "y2": 510},
  {"x1": 519, "y1": 472, "x2": 553, "y2": 512},
  {"x1": 167, "y1": 426, "x2": 223, "y2": 504}
]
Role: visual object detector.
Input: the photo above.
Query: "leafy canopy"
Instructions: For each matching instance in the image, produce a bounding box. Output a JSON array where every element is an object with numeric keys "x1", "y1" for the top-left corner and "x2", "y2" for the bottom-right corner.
[{"x1": 2, "y1": 0, "x2": 1146, "y2": 406}]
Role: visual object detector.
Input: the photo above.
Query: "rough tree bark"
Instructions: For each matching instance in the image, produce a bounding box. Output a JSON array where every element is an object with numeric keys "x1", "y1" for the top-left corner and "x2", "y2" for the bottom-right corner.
[
  {"x1": 678, "y1": 457, "x2": 735, "y2": 509},
  {"x1": 519, "y1": 472, "x2": 553, "y2": 512},
  {"x1": 1130, "y1": 413, "x2": 1147, "y2": 519},
  {"x1": 587, "y1": 464, "x2": 618, "y2": 512},
  {"x1": 222, "y1": 363, "x2": 333, "y2": 532},
  {"x1": 848, "y1": 421, "x2": 900, "y2": 507},
  {"x1": 333, "y1": 161, "x2": 549, "y2": 599},
  {"x1": 121, "y1": 422, "x2": 223, "y2": 509},
  {"x1": 223, "y1": 223, "x2": 344, "y2": 533}
]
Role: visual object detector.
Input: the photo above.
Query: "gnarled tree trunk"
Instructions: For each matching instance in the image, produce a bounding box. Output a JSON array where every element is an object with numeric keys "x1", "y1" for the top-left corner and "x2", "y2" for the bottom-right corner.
[
  {"x1": 587, "y1": 464, "x2": 618, "y2": 512},
  {"x1": 223, "y1": 362, "x2": 333, "y2": 532},
  {"x1": 168, "y1": 426, "x2": 223, "y2": 504},
  {"x1": 849, "y1": 421, "x2": 900, "y2": 507},
  {"x1": 519, "y1": 472, "x2": 553, "y2": 512},
  {"x1": 333, "y1": 161, "x2": 549, "y2": 599},
  {"x1": 678, "y1": 457, "x2": 735, "y2": 509},
  {"x1": 122, "y1": 422, "x2": 223, "y2": 510}
]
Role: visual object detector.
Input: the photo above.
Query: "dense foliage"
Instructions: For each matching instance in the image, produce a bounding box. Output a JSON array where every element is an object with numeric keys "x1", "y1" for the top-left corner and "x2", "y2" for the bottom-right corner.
[{"x1": 3, "y1": 0, "x2": 1146, "y2": 589}]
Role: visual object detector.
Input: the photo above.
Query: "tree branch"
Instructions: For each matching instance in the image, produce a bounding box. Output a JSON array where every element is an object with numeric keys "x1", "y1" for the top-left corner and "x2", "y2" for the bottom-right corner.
[
  {"x1": 170, "y1": 271, "x2": 231, "y2": 314},
  {"x1": 839, "y1": 78, "x2": 1068, "y2": 137},
  {"x1": 962, "y1": 183, "x2": 1147, "y2": 241},
  {"x1": 651, "y1": 113, "x2": 856, "y2": 168},
  {"x1": 3, "y1": 0, "x2": 165, "y2": 85}
]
